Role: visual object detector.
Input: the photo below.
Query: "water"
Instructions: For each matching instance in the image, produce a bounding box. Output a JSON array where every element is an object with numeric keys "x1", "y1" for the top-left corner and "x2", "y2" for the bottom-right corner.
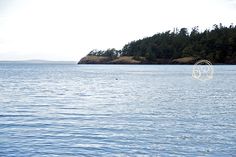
[{"x1": 0, "y1": 63, "x2": 235, "y2": 156}]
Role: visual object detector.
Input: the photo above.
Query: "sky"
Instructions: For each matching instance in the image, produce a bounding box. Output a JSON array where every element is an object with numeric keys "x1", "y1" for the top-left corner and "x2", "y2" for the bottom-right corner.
[{"x1": 0, "y1": 0, "x2": 236, "y2": 61}]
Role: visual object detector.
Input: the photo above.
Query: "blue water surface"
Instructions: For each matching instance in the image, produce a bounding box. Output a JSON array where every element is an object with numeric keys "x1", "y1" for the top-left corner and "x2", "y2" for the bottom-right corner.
[{"x1": 0, "y1": 63, "x2": 235, "y2": 156}]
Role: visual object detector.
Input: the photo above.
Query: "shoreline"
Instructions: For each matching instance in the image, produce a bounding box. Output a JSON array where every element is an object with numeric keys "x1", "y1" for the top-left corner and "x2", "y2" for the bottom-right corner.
[{"x1": 78, "y1": 56, "x2": 236, "y2": 65}]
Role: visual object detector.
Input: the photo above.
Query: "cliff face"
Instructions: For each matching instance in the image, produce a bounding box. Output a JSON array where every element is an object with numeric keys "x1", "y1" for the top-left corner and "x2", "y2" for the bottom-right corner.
[
  {"x1": 78, "y1": 56, "x2": 198, "y2": 64},
  {"x1": 78, "y1": 56, "x2": 141, "y2": 64},
  {"x1": 78, "y1": 56, "x2": 111, "y2": 64},
  {"x1": 109, "y1": 56, "x2": 141, "y2": 64},
  {"x1": 172, "y1": 57, "x2": 197, "y2": 64}
]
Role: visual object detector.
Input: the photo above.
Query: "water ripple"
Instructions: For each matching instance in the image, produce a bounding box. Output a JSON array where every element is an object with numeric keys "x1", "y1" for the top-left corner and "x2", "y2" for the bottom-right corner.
[{"x1": 0, "y1": 64, "x2": 236, "y2": 156}]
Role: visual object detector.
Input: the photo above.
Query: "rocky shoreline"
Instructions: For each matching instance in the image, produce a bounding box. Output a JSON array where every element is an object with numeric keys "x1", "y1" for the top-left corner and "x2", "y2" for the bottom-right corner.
[{"x1": 78, "y1": 56, "x2": 199, "y2": 64}]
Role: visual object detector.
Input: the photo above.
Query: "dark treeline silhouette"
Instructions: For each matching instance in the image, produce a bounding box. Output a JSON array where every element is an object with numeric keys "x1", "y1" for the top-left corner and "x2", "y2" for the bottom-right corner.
[
  {"x1": 88, "y1": 48, "x2": 121, "y2": 59},
  {"x1": 87, "y1": 24, "x2": 236, "y2": 64}
]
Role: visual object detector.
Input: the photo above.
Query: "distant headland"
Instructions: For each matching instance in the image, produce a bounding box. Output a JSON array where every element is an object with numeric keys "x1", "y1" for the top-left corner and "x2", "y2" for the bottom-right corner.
[{"x1": 78, "y1": 24, "x2": 236, "y2": 64}]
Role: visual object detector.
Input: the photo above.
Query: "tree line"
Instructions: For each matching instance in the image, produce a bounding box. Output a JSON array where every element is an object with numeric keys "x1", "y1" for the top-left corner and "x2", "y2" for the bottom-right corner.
[{"x1": 87, "y1": 24, "x2": 236, "y2": 63}]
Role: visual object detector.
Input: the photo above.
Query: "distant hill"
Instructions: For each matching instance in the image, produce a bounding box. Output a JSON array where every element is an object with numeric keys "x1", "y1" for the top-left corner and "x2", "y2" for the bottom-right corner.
[
  {"x1": 78, "y1": 23, "x2": 236, "y2": 64},
  {"x1": 0, "y1": 60, "x2": 76, "y2": 64}
]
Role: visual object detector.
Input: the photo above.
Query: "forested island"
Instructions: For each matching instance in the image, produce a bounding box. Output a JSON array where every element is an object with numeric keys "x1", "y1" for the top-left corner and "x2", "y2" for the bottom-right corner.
[{"x1": 78, "y1": 24, "x2": 236, "y2": 64}]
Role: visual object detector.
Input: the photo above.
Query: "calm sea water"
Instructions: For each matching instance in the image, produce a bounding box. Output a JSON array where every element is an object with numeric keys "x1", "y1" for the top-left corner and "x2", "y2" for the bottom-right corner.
[{"x1": 0, "y1": 63, "x2": 235, "y2": 157}]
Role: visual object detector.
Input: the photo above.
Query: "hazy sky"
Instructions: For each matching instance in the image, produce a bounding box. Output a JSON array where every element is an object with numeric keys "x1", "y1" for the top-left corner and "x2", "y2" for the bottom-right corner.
[{"x1": 0, "y1": 0, "x2": 235, "y2": 61}]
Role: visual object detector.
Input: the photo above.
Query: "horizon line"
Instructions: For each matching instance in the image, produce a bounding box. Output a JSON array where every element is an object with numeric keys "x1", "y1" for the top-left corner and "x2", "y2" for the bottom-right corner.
[{"x1": 0, "y1": 59, "x2": 76, "y2": 61}]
